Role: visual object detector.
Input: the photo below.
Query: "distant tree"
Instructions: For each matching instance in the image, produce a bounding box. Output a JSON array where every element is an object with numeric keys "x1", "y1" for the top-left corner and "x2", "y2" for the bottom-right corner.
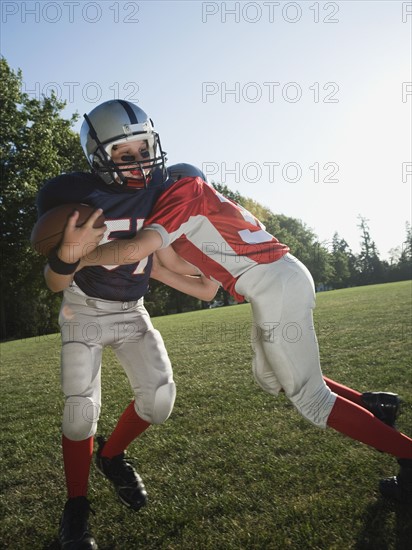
[
  {"x1": 211, "y1": 182, "x2": 243, "y2": 204},
  {"x1": 263, "y1": 214, "x2": 334, "y2": 287},
  {"x1": 386, "y1": 222, "x2": 412, "y2": 282},
  {"x1": 0, "y1": 57, "x2": 87, "y2": 339},
  {"x1": 388, "y1": 247, "x2": 402, "y2": 266},
  {"x1": 400, "y1": 221, "x2": 412, "y2": 262},
  {"x1": 356, "y1": 216, "x2": 385, "y2": 285},
  {"x1": 238, "y1": 197, "x2": 272, "y2": 222},
  {"x1": 327, "y1": 232, "x2": 357, "y2": 288}
]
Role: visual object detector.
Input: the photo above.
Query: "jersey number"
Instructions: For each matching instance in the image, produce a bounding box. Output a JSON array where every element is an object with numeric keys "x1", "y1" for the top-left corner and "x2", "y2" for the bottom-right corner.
[
  {"x1": 99, "y1": 218, "x2": 148, "y2": 275},
  {"x1": 216, "y1": 193, "x2": 274, "y2": 244}
]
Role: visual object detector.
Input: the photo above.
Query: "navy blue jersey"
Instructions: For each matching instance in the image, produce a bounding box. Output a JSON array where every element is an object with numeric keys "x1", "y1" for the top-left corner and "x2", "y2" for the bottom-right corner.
[{"x1": 37, "y1": 164, "x2": 205, "y2": 301}]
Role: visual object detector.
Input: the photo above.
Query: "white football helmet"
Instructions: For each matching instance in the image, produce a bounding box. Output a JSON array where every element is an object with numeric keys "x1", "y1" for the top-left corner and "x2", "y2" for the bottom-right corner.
[{"x1": 80, "y1": 100, "x2": 167, "y2": 188}]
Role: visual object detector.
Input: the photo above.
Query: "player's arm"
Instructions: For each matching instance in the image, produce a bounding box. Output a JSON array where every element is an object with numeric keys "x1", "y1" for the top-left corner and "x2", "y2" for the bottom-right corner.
[
  {"x1": 151, "y1": 267, "x2": 219, "y2": 302},
  {"x1": 44, "y1": 209, "x2": 106, "y2": 293},
  {"x1": 154, "y1": 247, "x2": 201, "y2": 276},
  {"x1": 151, "y1": 252, "x2": 219, "y2": 302},
  {"x1": 44, "y1": 265, "x2": 76, "y2": 293},
  {"x1": 79, "y1": 228, "x2": 163, "y2": 268}
]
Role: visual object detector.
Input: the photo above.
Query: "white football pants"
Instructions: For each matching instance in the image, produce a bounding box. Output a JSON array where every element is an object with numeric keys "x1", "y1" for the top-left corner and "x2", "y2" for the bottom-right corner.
[
  {"x1": 235, "y1": 254, "x2": 337, "y2": 427},
  {"x1": 58, "y1": 284, "x2": 176, "y2": 441}
]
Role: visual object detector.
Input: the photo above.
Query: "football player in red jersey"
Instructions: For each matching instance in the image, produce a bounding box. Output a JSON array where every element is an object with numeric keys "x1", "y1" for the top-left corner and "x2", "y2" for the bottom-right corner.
[
  {"x1": 74, "y1": 174, "x2": 412, "y2": 506},
  {"x1": 37, "y1": 100, "x2": 218, "y2": 550}
]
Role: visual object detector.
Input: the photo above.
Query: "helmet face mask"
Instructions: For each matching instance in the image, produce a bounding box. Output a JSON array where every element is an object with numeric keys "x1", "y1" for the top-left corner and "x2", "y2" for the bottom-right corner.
[{"x1": 80, "y1": 100, "x2": 167, "y2": 189}]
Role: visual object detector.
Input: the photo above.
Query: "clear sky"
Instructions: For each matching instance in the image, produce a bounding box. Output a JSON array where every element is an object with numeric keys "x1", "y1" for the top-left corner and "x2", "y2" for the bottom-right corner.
[{"x1": 1, "y1": 0, "x2": 411, "y2": 259}]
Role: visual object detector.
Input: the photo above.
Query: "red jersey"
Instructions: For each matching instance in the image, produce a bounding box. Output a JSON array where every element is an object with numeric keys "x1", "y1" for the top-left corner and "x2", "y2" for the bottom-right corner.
[{"x1": 144, "y1": 177, "x2": 289, "y2": 301}]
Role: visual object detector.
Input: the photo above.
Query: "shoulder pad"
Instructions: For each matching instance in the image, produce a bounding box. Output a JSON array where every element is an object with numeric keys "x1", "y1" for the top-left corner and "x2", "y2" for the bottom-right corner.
[{"x1": 36, "y1": 171, "x2": 99, "y2": 217}]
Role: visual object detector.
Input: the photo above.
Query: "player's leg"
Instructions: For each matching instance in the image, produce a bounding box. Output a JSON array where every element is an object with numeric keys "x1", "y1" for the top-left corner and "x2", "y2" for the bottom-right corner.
[
  {"x1": 107, "y1": 303, "x2": 175, "y2": 449},
  {"x1": 249, "y1": 355, "x2": 399, "y2": 428},
  {"x1": 248, "y1": 268, "x2": 400, "y2": 424},
  {"x1": 323, "y1": 376, "x2": 401, "y2": 427},
  {"x1": 97, "y1": 400, "x2": 150, "y2": 460},
  {"x1": 60, "y1": 332, "x2": 102, "y2": 496},
  {"x1": 94, "y1": 302, "x2": 175, "y2": 510},
  {"x1": 322, "y1": 376, "x2": 363, "y2": 404},
  {"x1": 281, "y1": 267, "x2": 412, "y2": 500},
  {"x1": 238, "y1": 256, "x2": 412, "y2": 502},
  {"x1": 237, "y1": 256, "x2": 336, "y2": 425},
  {"x1": 327, "y1": 395, "x2": 412, "y2": 502},
  {"x1": 58, "y1": 296, "x2": 103, "y2": 548}
]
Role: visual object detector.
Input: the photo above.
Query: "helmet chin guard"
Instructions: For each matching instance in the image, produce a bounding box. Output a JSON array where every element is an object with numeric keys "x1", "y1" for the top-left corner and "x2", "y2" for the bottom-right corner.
[{"x1": 80, "y1": 100, "x2": 167, "y2": 189}]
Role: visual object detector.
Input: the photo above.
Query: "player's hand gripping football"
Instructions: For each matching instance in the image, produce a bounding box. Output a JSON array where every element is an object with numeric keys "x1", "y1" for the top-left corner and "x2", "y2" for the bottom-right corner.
[{"x1": 57, "y1": 208, "x2": 107, "y2": 264}]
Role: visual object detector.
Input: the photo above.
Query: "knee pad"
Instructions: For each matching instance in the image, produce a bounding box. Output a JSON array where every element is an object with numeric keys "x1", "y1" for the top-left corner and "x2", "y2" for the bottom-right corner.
[
  {"x1": 127, "y1": 329, "x2": 174, "y2": 424},
  {"x1": 152, "y1": 381, "x2": 176, "y2": 424},
  {"x1": 62, "y1": 396, "x2": 100, "y2": 441},
  {"x1": 136, "y1": 381, "x2": 176, "y2": 425},
  {"x1": 289, "y1": 384, "x2": 337, "y2": 428},
  {"x1": 61, "y1": 342, "x2": 92, "y2": 396}
]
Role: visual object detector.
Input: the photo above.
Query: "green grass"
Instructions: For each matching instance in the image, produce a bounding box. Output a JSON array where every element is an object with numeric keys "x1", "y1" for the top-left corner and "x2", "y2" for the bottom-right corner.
[{"x1": 1, "y1": 281, "x2": 411, "y2": 549}]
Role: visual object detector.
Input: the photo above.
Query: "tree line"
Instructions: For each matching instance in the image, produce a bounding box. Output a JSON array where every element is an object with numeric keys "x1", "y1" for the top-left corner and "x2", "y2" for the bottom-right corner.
[{"x1": 1, "y1": 57, "x2": 411, "y2": 340}]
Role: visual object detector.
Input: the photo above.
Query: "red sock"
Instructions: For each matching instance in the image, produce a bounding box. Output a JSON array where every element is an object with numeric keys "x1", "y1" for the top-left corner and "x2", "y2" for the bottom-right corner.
[
  {"x1": 327, "y1": 396, "x2": 412, "y2": 458},
  {"x1": 101, "y1": 401, "x2": 150, "y2": 458},
  {"x1": 62, "y1": 435, "x2": 94, "y2": 498},
  {"x1": 323, "y1": 376, "x2": 363, "y2": 405}
]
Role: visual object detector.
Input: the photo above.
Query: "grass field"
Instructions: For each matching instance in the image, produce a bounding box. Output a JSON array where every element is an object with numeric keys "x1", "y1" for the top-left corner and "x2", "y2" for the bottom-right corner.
[{"x1": 1, "y1": 281, "x2": 411, "y2": 549}]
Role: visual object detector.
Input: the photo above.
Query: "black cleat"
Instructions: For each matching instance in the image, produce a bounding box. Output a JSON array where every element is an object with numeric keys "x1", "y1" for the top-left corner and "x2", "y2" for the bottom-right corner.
[
  {"x1": 59, "y1": 496, "x2": 98, "y2": 550},
  {"x1": 95, "y1": 436, "x2": 147, "y2": 511},
  {"x1": 380, "y1": 459, "x2": 412, "y2": 505},
  {"x1": 361, "y1": 392, "x2": 401, "y2": 427}
]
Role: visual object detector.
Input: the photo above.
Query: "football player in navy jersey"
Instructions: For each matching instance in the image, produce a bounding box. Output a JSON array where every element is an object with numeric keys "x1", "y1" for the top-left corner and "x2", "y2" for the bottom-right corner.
[
  {"x1": 77, "y1": 173, "x2": 412, "y2": 507},
  {"x1": 37, "y1": 100, "x2": 218, "y2": 550}
]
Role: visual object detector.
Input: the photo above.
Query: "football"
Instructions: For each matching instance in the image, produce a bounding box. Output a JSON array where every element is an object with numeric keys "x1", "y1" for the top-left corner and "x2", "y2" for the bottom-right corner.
[{"x1": 30, "y1": 203, "x2": 106, "y2": 256}]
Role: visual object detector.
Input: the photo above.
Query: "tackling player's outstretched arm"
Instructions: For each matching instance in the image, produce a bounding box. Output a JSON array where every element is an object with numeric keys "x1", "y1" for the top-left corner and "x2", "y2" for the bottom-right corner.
[
  {"x1": 154, "y1": 247, "x2": 201, "y2": 276},
  {"x1": 150, "y1": 249, "x2": 219, "y2": 302}
]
